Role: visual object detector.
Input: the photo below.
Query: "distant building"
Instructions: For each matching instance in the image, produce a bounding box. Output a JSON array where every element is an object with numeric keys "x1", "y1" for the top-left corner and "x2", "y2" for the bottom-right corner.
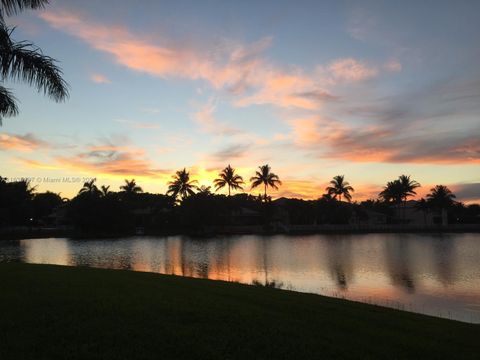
[
  {"x1": 229, "y1": 207, "x2": 262, "y2": 226},
  {"x1": 350, "y1": 209, "x2": 387, "y2": 225},
  {"x1": 391, "y1": 200, "x2": 447, "y2": 225}
]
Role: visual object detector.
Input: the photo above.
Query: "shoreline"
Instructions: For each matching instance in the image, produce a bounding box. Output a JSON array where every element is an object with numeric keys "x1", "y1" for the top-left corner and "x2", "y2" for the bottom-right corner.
[{"x1": 1, "y1": 224, "x2": 480, "y2": 240}]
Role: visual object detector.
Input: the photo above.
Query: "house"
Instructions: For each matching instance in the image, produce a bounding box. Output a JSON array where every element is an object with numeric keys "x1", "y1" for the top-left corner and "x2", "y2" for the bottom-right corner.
[
  {"x1": 391, "y1": 200, "x2": 440, "y2": 225},
  {"x1": 229, "y1": 207, "x2": 262, "y2": 226},
  {"x1": 350, "y1": 209, "x2": 387, "y2": 225}
]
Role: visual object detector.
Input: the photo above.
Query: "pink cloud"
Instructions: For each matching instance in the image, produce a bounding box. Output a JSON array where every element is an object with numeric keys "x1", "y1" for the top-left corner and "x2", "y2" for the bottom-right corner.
[
  {"x1": 52, "y1": 142, "x2": 170, "y2": 178},
  {"x1": 90, "y1": 73, "x2": 111, "y2": 84},
  {"x1": 0, "y1": 133, "x2": 48, "y2": 152},
  {"x1": 328, "y1": 58, "x2": 378, "y2": 82},
  {"x1": 39, "y1": 9, "x2": 333, "y2": 110},
  {"x1": 289, "y1": 116, "x2": 480, "y2": 164}
]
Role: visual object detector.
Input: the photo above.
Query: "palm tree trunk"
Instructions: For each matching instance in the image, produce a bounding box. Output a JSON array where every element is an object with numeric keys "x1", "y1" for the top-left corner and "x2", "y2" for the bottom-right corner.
[
  {"x1": 228, "y1": 185, "x2": 231, "y2": 196},
  {"x1": 264, "y1": 183, "x2": 267, "y2": 202}
]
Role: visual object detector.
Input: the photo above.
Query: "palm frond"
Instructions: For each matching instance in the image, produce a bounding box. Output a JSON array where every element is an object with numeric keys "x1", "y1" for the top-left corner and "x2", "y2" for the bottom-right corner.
[
  {"x1": 0, "y1": 0, "x2": 48, "y2": 17},
  {"x1": 0, "y1": 85, "x2": 18, "y2": 123},
  {"x1": 0, "y1": 23, "x2": 69, "y2": 101}
]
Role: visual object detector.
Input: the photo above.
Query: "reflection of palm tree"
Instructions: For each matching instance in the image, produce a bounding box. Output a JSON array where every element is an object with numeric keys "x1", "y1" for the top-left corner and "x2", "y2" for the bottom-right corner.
[
  {"x1": 120, "y1": 179, "x2": 143, "y2": 194},
  {"x1": 78, "y1": 179, "x2": 99, "y2": 195},
  {"x1": 384, "y1": 236, "x2": 416, "y2": 293},
  {"x1": 325, "y1": 175, "x2": 354, "y2": 202},
  {"x1": 167, "y1": 168, "x2": 197, "y2": 201},
  {"x1": 0, "y1": 0, "x2": 69, "y2": 123},
  {"x1": 250, "y1": 164, "x2": 281, "y2": 201},
  {"x1": 214, "y1": 165, "x2": 244, "y2": 196},
  {"x1": 324, "y1": 236, "x2": 353, "y2": 290}
]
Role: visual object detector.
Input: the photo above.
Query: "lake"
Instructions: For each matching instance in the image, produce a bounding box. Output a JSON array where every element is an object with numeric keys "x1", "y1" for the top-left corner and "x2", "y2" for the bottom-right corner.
[{"x1": 1, "y1": 233, "x2": 479, "y2": 323}]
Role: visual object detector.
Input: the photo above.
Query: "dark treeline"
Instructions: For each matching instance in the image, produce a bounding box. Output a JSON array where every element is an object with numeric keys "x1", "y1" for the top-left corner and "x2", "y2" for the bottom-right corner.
[{"x1": 1, "y1": 169, "x2": 480, "y2": 237}]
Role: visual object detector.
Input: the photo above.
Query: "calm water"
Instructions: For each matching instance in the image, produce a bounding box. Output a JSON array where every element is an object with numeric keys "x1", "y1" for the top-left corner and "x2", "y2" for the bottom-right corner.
[{"x1": 1, "y1": 233, "x2": 479, "y2": 323}]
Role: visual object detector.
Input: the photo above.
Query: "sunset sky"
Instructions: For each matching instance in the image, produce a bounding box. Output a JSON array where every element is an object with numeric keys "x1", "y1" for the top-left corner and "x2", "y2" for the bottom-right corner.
[{"x1": 0, "y1": 0, "x2": 479, "y2": 202}]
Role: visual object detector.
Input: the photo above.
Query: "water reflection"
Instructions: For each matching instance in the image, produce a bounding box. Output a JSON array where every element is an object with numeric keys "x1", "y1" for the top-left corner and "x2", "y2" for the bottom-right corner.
[
  {"x1": 0, "y1": 233, "x2": 479, "y2": 323},
  {"x1": 325, "y1": 236, "x2": 353, "y2": 290},
  {"x1": 384, "y1": 236, "x2": 416, "y2": 293}
]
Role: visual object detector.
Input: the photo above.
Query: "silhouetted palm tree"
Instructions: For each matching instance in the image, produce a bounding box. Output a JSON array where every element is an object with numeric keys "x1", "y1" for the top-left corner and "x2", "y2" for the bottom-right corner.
[
  {"x1": 167, "y1": 168, "x2": 197, "y2": 201},
  {"x1": 398, "y1": 175, "x2": 421, "y2": 200},
  {"x1": 120, "y1": 179, "x2": 143, "y2": 194},
  {"x1": 100, "y1": 185, "x2": 111, "y2": 197},
  {"x1": 214, "y1": 165, "x2": 244, "y2": 196},
  {"x1": 250, "y1": 164, "x2": 281, "y2": 201},
  {"x1": 427, "y1": 185, "x2": 456, "y2": 210},
  {"x1": 78, "y1": 179, "x2": 99, "y2": 195},
  {"x1": 196, "y1": 185, "x2": 212, "y2": 195},
  {"x1": 0, "y1": 0, "x2": 69, "y2": 123},
  {"x1": 398, "y1": 175, "x2": 421, "y2": 221},
  {"x1": 325, "y1": 175, "x2": 354, "y2": 202},
  {"x1": 379, "y1": 180, "x2": 403, "y2": 204}
]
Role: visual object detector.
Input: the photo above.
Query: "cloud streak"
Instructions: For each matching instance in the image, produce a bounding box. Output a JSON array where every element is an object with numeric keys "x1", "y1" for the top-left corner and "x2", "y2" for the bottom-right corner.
[
  {"x1": 289, "y1": 116, "x2": 480, "y2": 164},
  {"x1": 39, "y1": 9, "x2": 388, "y2": 111},
  {"x1": 50, "y1": 138, "x2": 170, "y2": 178},
  {"x1": 0, "y1": 133, "x2": 48, "y2": 152}
]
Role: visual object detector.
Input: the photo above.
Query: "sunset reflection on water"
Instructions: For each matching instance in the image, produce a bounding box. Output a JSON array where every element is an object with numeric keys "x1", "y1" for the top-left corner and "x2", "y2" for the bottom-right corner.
[{"x1": 1, "y1": 233, "x2": 479, "y2": 323}]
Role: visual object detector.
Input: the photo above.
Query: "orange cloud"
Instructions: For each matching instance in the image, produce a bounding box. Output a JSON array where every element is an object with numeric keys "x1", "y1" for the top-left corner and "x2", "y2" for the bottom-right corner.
[
  {"x1": 54, "y1": 144, "x2": 170, "y2": 178},
  {"x1": 16, "y1": 158, "x2": 61, "y2": 170},
  {"x1": 90, "y1": 73, "x2": 111, "y2": 84},
  {"x1": 39, "y1": 9, "x2": 334, "y2": 110},
  {"x1": 288, "y1": 116, "x2": 480, "y2": 164},
  {"x1": 0, "y1": 133, "x2": 48, "y2": 152}
]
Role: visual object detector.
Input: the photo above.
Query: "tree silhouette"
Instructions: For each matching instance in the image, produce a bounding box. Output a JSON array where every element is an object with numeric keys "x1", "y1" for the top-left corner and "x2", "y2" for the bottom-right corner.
[
  {"x1": 100, "y1": 185, "x2": 111, "y2": 197},
  {"x1": 325, "y1": 175, "x2": 354, "y2": 202},
  {"x1": 167, "y1": 168, "x2": 197, "y2": 201},
  {"x1": 0, "y1": 0, "x2": 69, "y2": 123},
  {"x1": 398, "y1": 175, "x2": 421, "y2": 221},
  {"x1": 250, "y1": 164, "x2": 281, "y2": 201},
  {"x1": 427, "y1": 185, "x2": 456, "y2": 210},
  {"x1": 78, "y1": 179, "x2": 99, "y2": 195},
  {"x1": 379, "y1": 180, "x2": 403, "y2": 204},
  {"x1": 214, "y1": 165, "x2": 244, "y2": 196},
  {"x1": 120, "y1": 179, "x2": 143, "y2": 194},
  {"x1": 196, "y1": 185, "x2": 212, "y2": 195}
]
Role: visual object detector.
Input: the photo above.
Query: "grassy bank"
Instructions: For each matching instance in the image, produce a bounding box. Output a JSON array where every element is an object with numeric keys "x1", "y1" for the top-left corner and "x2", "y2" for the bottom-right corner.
[{"x1": 0, "y1": 263, "x2": 478, "y2": 359}]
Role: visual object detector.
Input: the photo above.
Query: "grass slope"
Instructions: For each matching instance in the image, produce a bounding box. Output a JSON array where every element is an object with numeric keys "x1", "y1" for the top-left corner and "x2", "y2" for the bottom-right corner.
[{"x1": 0, "y1": 263, "x2": 478, "y2": 359}]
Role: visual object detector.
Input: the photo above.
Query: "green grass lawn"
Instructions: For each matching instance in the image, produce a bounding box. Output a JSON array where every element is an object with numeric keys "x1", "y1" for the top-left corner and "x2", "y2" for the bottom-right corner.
[{"x1": 0, "y1": 263, "x2": 478, "y2": 359}]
